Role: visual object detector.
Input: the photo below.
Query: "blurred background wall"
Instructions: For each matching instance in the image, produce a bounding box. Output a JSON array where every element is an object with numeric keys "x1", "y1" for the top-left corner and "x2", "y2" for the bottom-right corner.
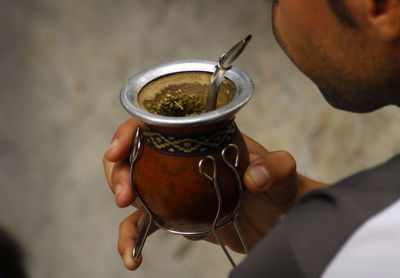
[{"x1": 1, "y1": 0, "x2": 399, "y2": 277}]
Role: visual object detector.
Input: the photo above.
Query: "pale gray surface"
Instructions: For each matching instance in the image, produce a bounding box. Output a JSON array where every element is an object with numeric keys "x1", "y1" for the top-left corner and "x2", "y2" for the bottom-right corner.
[{"x1": 1, "y1": 1, "x2": 399, "y2": 277}]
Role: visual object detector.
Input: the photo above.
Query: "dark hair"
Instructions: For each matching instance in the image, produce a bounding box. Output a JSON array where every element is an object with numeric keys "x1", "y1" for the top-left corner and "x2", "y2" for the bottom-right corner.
[
  {"x1": 0, "y1": 228, "x2": 27, "y2": 278},
  {"x1": 327, "y1": 0, "x2": 358, "y2": 28}
]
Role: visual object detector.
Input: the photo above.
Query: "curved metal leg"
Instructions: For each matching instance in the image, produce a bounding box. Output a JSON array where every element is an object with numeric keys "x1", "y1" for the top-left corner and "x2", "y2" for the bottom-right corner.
[
  {"x1": 199, "y1": 155, "x2": 237, "y2": 267},
  {"x1": 213, "y1": 229, "x2": 236, "y2": 267},
  {"x1": 129, "y1": 126, "x2": 154, "y2": 260},
  {"x1": 133, "y1": 211, "x2": 153, "y2": 260},
  {"x1": 222, "y1": 144, "x2": 249, "y2": 254},
  {"x1": 233, "y1": 216, "x2": 249, "y2": 254}
]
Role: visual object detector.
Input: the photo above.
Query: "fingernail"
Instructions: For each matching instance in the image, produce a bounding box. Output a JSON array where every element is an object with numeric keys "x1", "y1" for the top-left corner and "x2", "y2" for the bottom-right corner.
[
  {"x1": 109, "y1": 138, "x2": 119, "y2": 150},
  {"x1": 115, "y1": 184, "x2": 124, "y2": 201},
  {"x1": 248, "y1": 165, "x2": 270, "y2": 189},
  {"x1": 123, "y1": 251, "x2": 135, "y2": 266}
]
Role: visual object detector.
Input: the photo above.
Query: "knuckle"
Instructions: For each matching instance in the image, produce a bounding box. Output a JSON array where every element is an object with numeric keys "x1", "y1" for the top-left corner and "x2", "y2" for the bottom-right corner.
[
  {"x1": 110, "y1": 165, "x2": 118, "y2": 185},
  {"x1": 111, "y1": 175, "x2": 122, "y2": 194},
  {"x1": 103, "y1": 152, "x2": 107, "y2": 166},
  {"x1": 103, "y1": 157, "x2": 108, "y2": 174},
  {"x1": 119, "y1": 217, "x2": 128, "y2": 231},
  {"x1": 116, "y1": 117, "x2": 137, "y2": 138},
  {"x1": 111, "y1": 163, "x2": 129, "y2": 185},
  {"x1": 103, "y1": 152, "x2": 111, "y2": 170},
  {"x1": 117, "y1": 221, "x2": 128, "y2": 256},
  {"x1": 275, "y1": 150, "x2": 296, "y2": 173},
  {"x1": 117, "y1": 240, "x2": 124, "y2": 256}
]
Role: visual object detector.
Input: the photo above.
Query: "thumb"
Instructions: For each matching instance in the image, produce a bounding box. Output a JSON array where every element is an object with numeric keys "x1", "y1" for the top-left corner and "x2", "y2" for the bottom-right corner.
[{"x1": 244, "y1": 150, "x2": 297, "y2": 194}]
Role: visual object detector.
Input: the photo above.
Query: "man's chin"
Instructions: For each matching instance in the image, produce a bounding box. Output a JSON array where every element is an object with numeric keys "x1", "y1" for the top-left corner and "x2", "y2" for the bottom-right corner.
[{"x1": 319, "y1": 87, "x2": 384, "y2": 113}]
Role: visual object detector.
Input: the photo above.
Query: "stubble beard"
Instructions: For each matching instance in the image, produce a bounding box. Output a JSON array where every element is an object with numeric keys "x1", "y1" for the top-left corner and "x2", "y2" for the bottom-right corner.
[{"x1": 270, "y1": 0, "x2": 398, "y2": 112}]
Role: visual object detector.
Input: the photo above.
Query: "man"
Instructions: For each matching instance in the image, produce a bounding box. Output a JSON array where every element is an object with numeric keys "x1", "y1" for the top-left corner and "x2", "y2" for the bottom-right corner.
[{"x1": 104, "y1": 0, "x2": 400, "y2": 276}]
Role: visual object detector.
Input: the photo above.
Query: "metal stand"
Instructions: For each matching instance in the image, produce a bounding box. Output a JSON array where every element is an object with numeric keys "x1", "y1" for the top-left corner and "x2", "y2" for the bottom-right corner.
[{"x1": 129, "y1": 126, "x2": 248, "y2": 266}]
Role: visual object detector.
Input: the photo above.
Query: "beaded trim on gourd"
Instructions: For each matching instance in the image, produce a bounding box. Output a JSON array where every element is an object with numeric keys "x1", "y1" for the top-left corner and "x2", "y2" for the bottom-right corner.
[{"x1": 143, "y1": 121, "x2": 237, "y2": 156}]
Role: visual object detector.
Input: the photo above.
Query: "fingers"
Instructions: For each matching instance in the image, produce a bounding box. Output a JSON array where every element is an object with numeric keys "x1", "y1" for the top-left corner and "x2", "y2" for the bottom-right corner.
[
  {"x1": 242, "y1": 134, "x2": 297, "y2": 194},
  {"x1": 103, "y1": 117, "x2": 143, "y2": 207},
  {"x1": 106, "y1": 118, "x2": 150, "y2": 271},
  {"x1": 243, "y1": 133, "x2": 270, "y2": 158},
  {"x1": 118, "y1": 209, "x2": 145, "y2": 271},
  {"x1": 111, "y1": 162, "x2": 137, "y2": 208},
  {"x1": 243, "y1": 132, "x2": 328, "y2": 201},
  {"x1": 118, "y1": 209, "x2": 158, "y2": 271},
  {"x1": 104, "y1": 117, "x2": 143, "y2": 163},
  {"x1": 244, "y1": 150, "x2": 297, "y2": 193},
  {"x1": 103, "y1": 156, "x2": 137, "y2": 208}
]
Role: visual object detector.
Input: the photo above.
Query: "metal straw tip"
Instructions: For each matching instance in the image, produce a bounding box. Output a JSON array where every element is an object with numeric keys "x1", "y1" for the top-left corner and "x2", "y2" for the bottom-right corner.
[{"x1": 244, "y1": 34, "x2": 252, "y2": 43}]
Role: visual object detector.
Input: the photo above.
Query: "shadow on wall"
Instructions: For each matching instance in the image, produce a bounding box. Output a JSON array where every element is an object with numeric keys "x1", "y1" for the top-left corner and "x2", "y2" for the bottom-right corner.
[{"x1": 0, "y1": 227, "x2": 28, "y2": 278}]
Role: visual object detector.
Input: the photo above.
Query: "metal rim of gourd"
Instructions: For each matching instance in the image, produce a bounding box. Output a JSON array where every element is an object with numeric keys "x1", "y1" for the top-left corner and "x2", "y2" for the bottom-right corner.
[{"x1": 120, "y1": 59, "x2": 254, "y2": 127}]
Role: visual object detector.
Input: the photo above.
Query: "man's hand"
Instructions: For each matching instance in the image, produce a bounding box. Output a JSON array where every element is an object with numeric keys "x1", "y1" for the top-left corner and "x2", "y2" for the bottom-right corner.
[
  {"x1": 103, "y1": 117, "x2": 328, "y2": 270},
  {"x1": 204, "y1": 134, "x2": 328, "y2": 252},
  {"x1": 103, "y1": 117, "x2": 146, "y2": 270}
]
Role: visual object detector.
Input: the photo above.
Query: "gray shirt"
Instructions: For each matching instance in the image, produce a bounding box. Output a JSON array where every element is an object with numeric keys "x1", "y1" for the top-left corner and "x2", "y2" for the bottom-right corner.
[{"x1": 229, "y1": 154, "x2": 400, "y2": 278}]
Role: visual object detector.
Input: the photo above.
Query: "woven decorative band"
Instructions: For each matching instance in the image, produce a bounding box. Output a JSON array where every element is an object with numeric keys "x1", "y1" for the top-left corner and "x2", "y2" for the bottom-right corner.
[{"x1": 143, "y1": 121, "x2": 237, "y2": 156}]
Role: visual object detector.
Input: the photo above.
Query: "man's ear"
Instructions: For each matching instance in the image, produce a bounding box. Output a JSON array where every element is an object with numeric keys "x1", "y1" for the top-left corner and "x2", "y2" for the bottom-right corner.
[{"x1": 367, "y1": 0, "x2": 400, "y2": 41}]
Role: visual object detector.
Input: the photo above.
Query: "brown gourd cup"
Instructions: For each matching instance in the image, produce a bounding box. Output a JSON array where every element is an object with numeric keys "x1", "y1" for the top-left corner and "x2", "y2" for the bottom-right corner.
[{"x1": 120, "y1": 59, "x2": 254, "y2": 265}]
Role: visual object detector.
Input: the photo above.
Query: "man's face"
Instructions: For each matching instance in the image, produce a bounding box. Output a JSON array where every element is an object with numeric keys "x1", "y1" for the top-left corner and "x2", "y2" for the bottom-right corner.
[
  {"x1": 271, "y1": 0, "x2": 398, "y2": 112},
  {"x1": 271, "y1": 0, "x2": 337, "y2": 79}
]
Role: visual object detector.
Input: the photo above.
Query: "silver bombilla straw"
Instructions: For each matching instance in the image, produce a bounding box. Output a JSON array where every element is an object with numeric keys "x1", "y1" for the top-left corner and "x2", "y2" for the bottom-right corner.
[{"x1": 206, "y1": 34, "x2": 252, "y2": 112}]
